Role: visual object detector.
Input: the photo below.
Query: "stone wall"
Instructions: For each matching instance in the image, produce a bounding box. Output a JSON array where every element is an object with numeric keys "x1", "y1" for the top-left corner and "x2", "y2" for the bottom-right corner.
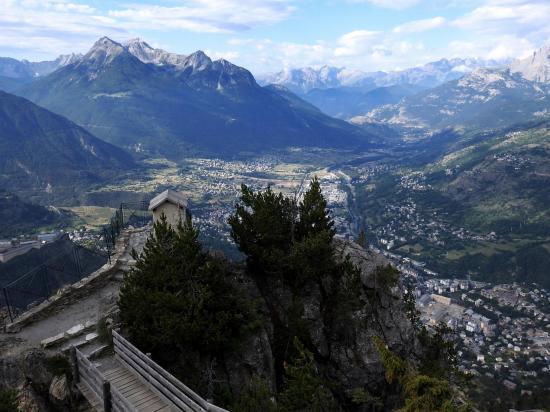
[{"x1": 4, "y1": 227, "x2": 148, "y2": 333}]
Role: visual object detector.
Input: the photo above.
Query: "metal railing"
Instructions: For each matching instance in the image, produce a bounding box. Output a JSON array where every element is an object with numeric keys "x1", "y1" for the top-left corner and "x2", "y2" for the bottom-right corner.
[
  {"x1": 112, "y1": 330, "x2": 228, "y2": 412},
  {"x1": 0, "y1": 202, "x2": 152, "y2": 328},
  {"x1": 1, "y1": 241, "x2": 106, "y2": 324}
]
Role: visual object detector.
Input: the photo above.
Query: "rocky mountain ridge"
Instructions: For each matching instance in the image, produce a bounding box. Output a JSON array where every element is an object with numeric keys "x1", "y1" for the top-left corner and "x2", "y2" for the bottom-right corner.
[
  {"x1": 354, "y1": 63, "x2": 550, "y2": 134},
  {"x1": 18, "y1": 37, "x2": 373, "y2": 157},
  {"x1": 259, "y1": 57, "x2": 507, "y2": 93},
  {"x1": 0, "y1": 53, "x2": 81, "y2": 79},
  {"x1": 510, "y1": 44, "x2": 550, "y2": 84}
]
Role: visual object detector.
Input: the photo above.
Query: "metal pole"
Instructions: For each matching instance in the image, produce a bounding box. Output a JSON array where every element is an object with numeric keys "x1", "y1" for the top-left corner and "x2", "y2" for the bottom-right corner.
[
  {"x1": 2, "y1": 288, "x2": 13, "y2": 323},
  {"x1": 102, "y1": 380, "x2": 112, "y2": 412}
]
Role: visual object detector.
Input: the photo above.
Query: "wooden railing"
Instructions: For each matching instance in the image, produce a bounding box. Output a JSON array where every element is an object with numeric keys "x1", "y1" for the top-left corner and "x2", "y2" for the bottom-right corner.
[
  {"x1": 74, "y1": 347, "x2": 105, "y2": 406},
  {"x1": 112, "y1": 330, "x2": 229, "y2": 412},
  {"x1": 73, "y1": 346, "x2": 140, "y2": 412},
  {"x1": 71, "y1": 331, "x2": 228, "y2": 412}
]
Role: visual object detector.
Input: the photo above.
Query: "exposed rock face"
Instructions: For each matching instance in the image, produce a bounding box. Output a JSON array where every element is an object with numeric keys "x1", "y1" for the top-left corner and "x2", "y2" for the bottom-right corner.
[
  {"x1": 510, "y1": 44, "x2": 550, "y2": 83},
  {"x1": 17, "y1": 383, "x2": 48, "y2": 412},
  {"x1": 262, "y1": 238, "x2": 414, "y2": 392},
  {"x1": 222, "y1": 326, "x2": 276, "y2": 394},
  {"x1": 49, "y1": 375, "x2": 71, "y2": 408},
  {"x1": 188, "y1": 239, "x2": 414, "y2": 405},
  {"x1": 330, "y1": 240, "x2": 415, "y2": 389},
  {"x1": 0, "y1": 349, "x2": 53, "y2": 393},
  {"x1": 0, "y1": 348, "x2": 53, "y2": 411}
]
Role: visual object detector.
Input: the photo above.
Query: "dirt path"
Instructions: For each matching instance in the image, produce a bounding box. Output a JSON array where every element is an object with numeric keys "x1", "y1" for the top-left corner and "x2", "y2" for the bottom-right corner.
[{"x1": 0, "y1": 227, "x2": 150, "y2": 355}]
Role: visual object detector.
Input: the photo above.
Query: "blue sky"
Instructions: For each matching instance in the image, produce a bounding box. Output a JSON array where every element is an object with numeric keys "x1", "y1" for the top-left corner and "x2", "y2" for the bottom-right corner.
[{"x1": 1, "y1": 0, "x2": 549, "y2": 74}]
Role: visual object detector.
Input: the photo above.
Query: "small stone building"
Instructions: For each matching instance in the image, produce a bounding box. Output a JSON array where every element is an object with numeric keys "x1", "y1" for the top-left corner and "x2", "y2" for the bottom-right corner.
[{"x1": 148, "y1": 189, "x2": 188, "y2": 229}]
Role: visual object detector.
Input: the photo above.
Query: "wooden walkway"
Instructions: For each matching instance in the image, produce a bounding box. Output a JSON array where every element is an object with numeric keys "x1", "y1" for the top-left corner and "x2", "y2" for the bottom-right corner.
[
  {"x1": 104, "y1": 365, "x2": 172, "y2": 412},
  {"x1": 76, "y1": 381, "x2": 104, "y2": 411},
  {"x1": 73, "y1": 330, "x2": 228, "y2": 412}
]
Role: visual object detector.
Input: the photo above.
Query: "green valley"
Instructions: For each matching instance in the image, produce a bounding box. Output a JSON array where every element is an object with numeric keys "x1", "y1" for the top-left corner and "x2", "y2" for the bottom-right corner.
[{"x1": 349, "y1": 121, "x2": 550, "y2": 287}]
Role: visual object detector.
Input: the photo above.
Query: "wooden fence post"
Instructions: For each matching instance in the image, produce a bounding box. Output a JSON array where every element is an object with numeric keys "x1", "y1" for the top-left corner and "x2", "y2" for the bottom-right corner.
[
  {"x1": 70, "y1": 346, "x2": 79, "y2": 384},
  {"x1": 103, "y1": 380, "x2": 112, "y2": 412}
]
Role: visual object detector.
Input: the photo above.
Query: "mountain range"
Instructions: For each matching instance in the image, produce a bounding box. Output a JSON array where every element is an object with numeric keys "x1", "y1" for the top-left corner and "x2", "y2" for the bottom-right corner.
[
  {"x1": 0, "y1": 90, "x2": 135, "y2": 204},
  {"x1": 0, "y1": 54, "x2": 81, "y2": 92},
  {"x1": 257, "y1": 58, "x2": 508, "y2": 119},
  {"x1": 355, "y1": 69, "x2": 549, "y2": 133},
  {"x1": 15, "y1": 37, "x2": 373, "y2": 157},
  {"x1": 509, "y1": 45, "x2": 550, "y2": 83},
  {"x1": 258, "y1": 58, "x2": 507, "y2": 94},
  {"x1": 352, "y1": 47, "x2": 550, "y2": 135},
  {"x1": 300, "y1": 84, "x2": 426, "y2": 119}
]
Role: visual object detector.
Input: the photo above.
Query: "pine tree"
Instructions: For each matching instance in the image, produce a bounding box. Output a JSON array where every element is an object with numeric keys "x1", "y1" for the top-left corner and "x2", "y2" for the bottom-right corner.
[
  {"x1": 231, "y1": 377, "x2": 278, "y2": 412},
  {"x1": 229, "y1": 184, "x2": 294, "y2": 276},
  {"x1": 278, "y1": 337, "x2": 338, "y2": 412},
  {"x1": 373, "y1": 336, "x2": 465, "y2": 412},
  {"x1": 296, "y1": 176, "x2": 335, "y2": 241},
  {"x1": 119, "y1": 213, "x2": 254, "y2": 356}
]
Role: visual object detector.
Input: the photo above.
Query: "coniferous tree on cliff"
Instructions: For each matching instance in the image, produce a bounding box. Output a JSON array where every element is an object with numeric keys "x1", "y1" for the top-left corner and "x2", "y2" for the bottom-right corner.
[{"x1": 119, "y1": 213, "x2": 252, "y2": 359}]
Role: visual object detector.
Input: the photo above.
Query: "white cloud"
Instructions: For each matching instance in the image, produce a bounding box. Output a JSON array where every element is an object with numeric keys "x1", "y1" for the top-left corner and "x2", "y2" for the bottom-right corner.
[
  {"x1": 452, "y1": 0, "x2": 550, "y2": 37},
  {"x1": 334, "y1": 30, "x2": 380, "y2": 57},
  {"x1": 108, "y1": 1, "x2": 296, "y2": 33},
  {"x1": 446, "y1": 0, "x2": 550, "y2": 61},
  {"x1": 0, "y1": 0, "x2": 123, "y2": 57},
  {"x1": 447, "y1": 36, "x2": 535, "y2": 61},
  {"x1": 205, "y1": 49, "x2": 240, "y2": 61},
  {"x1": 0, "y1": 0, "x2": 549, "y2": 74},
  {"x1": 393, "y1": 16, "x2": 446, "y2": 34},
  {"x1": 0, "y1": 0, "x2": 298, "y2": 57},
  {"x1": 347, "y1": 0, "x2": 421, "y2": 10}
]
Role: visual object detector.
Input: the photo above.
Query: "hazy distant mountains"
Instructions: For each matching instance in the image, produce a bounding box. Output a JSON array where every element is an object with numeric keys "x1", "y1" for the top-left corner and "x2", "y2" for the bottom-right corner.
[
  {"x1": 258, "y1": 58, "x2": 506, "y2": 94},
  {"x1": 0, "y1": 90, "x2": 134, "y2": 203},
  {"x1": 17, "y1": 37, "x2": 373, "y2": 157},
  {"x1": 355, "y1": 47, "x2": 550, "y2": 134},
  {"x1": 258, "y1": 58, "x2": 507, "y2": 119},
  {"x1": 0, "y1": 54, "x2": 81, "y2": 92},
  {"x1": 302, "y1": 84, "x2": 426, "y2": 119},
  {"x1": 0, "y1": 54, "x2": 81, "y2": 78},
  {"x1": 0, "y1": 54, "x2": 80, "y2": 94}
]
